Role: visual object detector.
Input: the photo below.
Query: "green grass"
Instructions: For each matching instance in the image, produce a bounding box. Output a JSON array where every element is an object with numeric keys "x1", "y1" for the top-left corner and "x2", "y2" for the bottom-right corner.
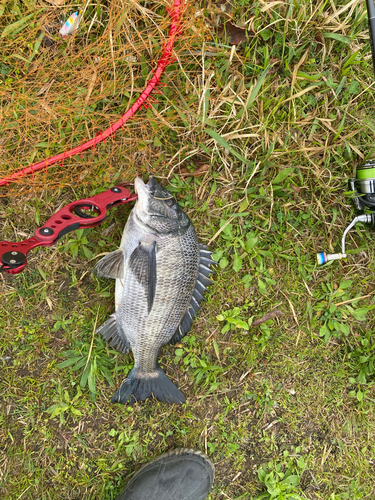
[{"x1": 2, "y1": 0, "x2": 375, "y2": 499}]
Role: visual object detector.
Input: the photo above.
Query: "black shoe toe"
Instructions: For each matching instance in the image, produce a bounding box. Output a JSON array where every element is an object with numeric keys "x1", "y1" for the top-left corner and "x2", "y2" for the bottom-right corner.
[{"x1": 116, "y1": 448, "x2": 214, "y2": 500}]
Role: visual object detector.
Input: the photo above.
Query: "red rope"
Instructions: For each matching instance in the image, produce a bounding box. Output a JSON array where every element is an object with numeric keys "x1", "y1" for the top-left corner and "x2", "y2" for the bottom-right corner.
[{"x1": 0, "y1": 0, "x2": 183, "y2": 187}]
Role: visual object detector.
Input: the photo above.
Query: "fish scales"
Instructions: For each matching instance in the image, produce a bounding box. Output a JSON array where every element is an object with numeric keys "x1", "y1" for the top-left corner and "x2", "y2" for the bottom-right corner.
[
  {"x1": 95, "y1": 177, "x2": 215, "y2": 405},
  {"x1": 118, "y1": 223, "x2": 199, "y2": 372}
]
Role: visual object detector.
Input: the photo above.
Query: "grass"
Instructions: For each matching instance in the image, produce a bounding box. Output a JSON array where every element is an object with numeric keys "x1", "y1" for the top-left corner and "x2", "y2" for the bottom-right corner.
[{"x1": 1, "y1": 0, "x2": 375, "y2": 498}]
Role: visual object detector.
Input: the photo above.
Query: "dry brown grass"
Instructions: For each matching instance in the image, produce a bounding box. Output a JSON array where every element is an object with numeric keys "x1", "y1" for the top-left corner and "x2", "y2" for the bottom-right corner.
[{"x1": 0, "y1": 0, "x2": 202, "y2": 195}]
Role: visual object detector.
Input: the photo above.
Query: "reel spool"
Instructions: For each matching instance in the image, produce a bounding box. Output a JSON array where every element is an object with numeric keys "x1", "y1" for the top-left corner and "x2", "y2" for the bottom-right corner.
[
  {"x1": 350, "y1": 160, "x2": 375, "y2": 211},
  {"x1": 317, "y1": 161, "x2": 375, "y2": 265}
]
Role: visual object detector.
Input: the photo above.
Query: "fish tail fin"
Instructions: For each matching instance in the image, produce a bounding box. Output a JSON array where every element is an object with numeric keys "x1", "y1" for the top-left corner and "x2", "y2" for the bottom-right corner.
[
  {"x1": 111, "y1": 370, "x2": 136, "y2": 405},
  {"x1": 111, "y1": 368, "x2": 185, "y2": 405}
]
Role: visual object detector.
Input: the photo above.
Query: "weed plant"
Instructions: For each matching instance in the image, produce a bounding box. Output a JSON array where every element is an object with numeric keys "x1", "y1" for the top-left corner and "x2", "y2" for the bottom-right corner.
[{"x1": 1, "y1": 0, "x2": 375, "y2": 499}]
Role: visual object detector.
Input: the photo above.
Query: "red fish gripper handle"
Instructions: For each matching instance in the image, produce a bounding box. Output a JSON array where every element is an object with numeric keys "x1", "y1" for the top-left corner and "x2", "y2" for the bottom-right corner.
[{"x1": 0, "y1": 185, "x2": 138, "y2": 274}]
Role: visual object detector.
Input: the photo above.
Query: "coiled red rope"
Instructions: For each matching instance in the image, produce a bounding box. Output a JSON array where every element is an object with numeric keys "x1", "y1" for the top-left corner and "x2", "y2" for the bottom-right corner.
[{"x1": 0, "y1": 0, "x2": 183, "y2": 187}]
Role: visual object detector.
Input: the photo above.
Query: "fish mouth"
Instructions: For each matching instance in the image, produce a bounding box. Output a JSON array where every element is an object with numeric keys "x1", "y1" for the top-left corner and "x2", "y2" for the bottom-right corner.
[
  {"x1": 148, "y1": 176, "x2": 156, "y2": 195},
  {"x1": 134, "y1": 176, "x2": 156, "y2": 195},
  {"x1": 134, "y1": 177, "x2": 156, "y2": 225}
]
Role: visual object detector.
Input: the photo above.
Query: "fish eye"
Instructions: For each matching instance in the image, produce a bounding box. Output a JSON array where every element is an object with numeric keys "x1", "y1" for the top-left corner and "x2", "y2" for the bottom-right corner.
[{"x1": 166, "y1": 198, "x2": 175, "y2": 207}]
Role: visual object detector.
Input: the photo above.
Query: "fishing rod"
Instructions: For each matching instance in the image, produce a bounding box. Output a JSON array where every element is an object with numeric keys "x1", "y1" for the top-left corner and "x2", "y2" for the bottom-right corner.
[
  {"x1": 317, "y1": 0, "x2": 375, "y2": 265},
  {"x1": 367, "y1": 0, "x2": 375, "y2": 74}
]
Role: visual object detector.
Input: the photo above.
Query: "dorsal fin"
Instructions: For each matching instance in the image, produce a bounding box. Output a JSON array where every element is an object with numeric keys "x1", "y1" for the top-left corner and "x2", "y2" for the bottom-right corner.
[{"x1": 169, "y1": 244, "x2": 215, "y2": 345}]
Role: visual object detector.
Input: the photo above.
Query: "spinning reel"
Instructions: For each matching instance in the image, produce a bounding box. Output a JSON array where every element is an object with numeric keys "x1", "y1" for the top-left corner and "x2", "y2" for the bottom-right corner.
[
  {"x1": 317, "y1": 161, "x2": 375, "y2": 265},
  {"x1": 317, "y1": 0, "x2": 375, "y2": 266}
]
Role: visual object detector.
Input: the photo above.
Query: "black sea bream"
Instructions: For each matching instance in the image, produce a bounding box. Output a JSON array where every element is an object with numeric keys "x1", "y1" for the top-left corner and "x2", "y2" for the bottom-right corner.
[{"x1": 95, "y1": 177, "x2": 214, "y2": 404}]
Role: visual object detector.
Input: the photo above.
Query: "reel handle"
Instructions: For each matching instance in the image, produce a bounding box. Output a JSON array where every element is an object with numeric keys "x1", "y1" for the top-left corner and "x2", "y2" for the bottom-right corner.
[
  {"x1": 316, "y1": 214, "x2": 373, "y2": 266},
  {"x1": 317, "y1": 252, "x2": 345, "y2": 265}
]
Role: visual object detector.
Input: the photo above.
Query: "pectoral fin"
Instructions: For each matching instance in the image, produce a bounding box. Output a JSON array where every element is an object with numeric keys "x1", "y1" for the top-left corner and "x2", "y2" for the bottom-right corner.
[
  {"x1": 94, "y1": 249, "x2": 125, "y2": 279},
  {"x1": 129, "y1": 241, "x2": 157, "y2": 314}
]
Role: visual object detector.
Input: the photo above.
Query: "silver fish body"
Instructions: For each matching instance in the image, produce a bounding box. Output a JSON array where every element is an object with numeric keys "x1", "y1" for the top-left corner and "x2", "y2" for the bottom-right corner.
[{"x1": 95, "y1": 177, "x2": 214, "y2": 404}]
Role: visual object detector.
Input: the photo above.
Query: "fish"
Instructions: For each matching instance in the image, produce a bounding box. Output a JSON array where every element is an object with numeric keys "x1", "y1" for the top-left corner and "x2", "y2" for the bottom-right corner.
[{"x1": 94, "y1": 177, "x2": 215, "y2": 404}]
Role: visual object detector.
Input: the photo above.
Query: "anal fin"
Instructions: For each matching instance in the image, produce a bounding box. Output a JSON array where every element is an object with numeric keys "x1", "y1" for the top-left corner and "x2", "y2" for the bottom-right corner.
[{"x1": 96, "y1": 313, "x2": 129, "y2": 354}]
